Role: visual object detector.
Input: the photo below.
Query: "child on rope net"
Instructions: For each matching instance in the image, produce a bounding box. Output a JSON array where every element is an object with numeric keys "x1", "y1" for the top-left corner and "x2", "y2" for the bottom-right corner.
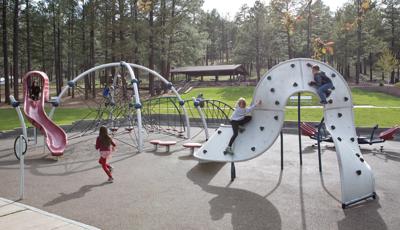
[
  {"x1": 224, "y1": 98, "x2": 262, "y2": 155},
  {"x1": 308, "y1": 64, "x2": 334, "y2": 104},
  {"x1": 95, "y1": 126, "x2": 116, "y2": 182}
]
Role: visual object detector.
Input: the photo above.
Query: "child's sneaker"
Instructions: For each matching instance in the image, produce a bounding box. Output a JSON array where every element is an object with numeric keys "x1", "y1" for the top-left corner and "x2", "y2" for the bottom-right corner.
[
  {"x1": 107, "y1": 177, "x2": 114, "y2": 183},
  {"x1": 239, "y1": 126, "x2": 245, "y2": 133},
  {"x1": 223, "y1": 146, "x2": 234, "y2": 155},
  {"x1": 325, "y1": 90, "x2": 332, "y2": 98}
]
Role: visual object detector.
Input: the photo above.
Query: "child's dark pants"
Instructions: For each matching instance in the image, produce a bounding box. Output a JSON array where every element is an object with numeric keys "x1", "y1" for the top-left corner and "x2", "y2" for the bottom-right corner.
[
  {"x1": 228, "y1": 116, "x2": 252, "y2": 147},
  {"x1": 317, "y1": 82, "x2": 333, "y2": 103}
]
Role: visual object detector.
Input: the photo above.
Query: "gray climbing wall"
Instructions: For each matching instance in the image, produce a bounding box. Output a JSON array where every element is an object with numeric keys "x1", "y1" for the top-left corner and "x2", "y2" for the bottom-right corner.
[{"x1": 194, "y1": 58, "x2": 375, "y2": 206}]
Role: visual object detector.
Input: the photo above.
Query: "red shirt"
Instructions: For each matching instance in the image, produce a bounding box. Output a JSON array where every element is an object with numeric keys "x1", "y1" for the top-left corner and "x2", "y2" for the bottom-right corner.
[{"x1": 95, "y1": 137, "x2": 116, "y2": 151}]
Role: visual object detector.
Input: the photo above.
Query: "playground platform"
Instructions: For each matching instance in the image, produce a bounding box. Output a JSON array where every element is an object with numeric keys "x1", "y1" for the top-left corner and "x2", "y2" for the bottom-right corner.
[{"x1": 0, "y1": 128, "x2": 399, "y2": 229}]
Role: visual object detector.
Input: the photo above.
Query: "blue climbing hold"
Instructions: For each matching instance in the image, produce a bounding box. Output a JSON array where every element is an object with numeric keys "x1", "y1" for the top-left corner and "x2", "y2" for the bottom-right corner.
[
  {"x1": 68, "y1": 81, "x2": 75, "y2": 87},
  {"x1": 134, "y1": 103, "x2": 142, "y2": 109}
]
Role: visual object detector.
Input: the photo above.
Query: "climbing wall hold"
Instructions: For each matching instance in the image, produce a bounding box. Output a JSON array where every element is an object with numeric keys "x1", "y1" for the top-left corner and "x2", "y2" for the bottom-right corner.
[
  {"x1": 356, "y1": 170, "x2": 362, "y2": 175},
  {"x1": 331, "y1": 125, "x2": 336, "y2": 130},
  {"x1": 291, "y1": 64, "x2": 295, "y2": 68},
  {"x1": 328, "y1": 99, "x2": 333, "y2": 104},
  {"x1": 360, "y1": 158, "x2": 365, "y2": 163},
  {"x1": 270, "y1": 88, "x2": 275, "y2": 93},
  {"x1": 267, "y1": 76, "x2": 272, "y2": 80},
  {"x1": 337, "y1": 137, "x2": 342, "y2": 141},
  {"x1": 350, "y1": 137, "x2": 355, "y2": 142},
  {"x1": 355, "y1": 153, "x2": 360, "y2": 157},
  {"x1": 217, "y1": 130, "x2": 222, "y2": 134},
  {"x1": 274, "y1": 115, "x2": 279, "y2": 121},
  {"x1": 338, "y1": 113, "x2": 343, "y2": 118},
  {"x1": 134, "y1": 103, "x2": 142, "y2": 109},
  {"x1": 203, "y1": 150, "x2": 207, "y2": 154},
  {"x1": 331, "y1": 86, "x2": 335, "y2": 90},
  {"x1": 260, "y1": 126, "x2": 265, "y2": 131},
  {"x1": 331, "y1": 73, "x2": 336, "y2": 78},
  {"x1": 251, "y1": 147, "x2": 256, "y2": 151},
  {"x1": 344, "y1": 97, "x2": 349, "y2": 102},
  {"x1": 275, "y1": 101, "x2": 280, "y2": 105},
  {"x1": 293, "y1": 82, "x2": 298, "y2": 87}
]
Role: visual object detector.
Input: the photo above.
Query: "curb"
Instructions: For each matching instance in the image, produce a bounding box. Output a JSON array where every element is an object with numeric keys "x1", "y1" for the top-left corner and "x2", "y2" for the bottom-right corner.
[{"x1": 0, "y1": 197, "x2": 100, "y2": 230}]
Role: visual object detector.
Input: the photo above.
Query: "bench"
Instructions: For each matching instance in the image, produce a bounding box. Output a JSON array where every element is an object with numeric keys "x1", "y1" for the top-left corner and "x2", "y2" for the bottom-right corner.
[
  {"x1": 290, "y1": 95, "x2": 312, "y2": 104},
  {"x1": 149, "y1": 140, "x2": 161, "y2": 150},
  {"x1": 125, "y1": 127, "x2": 134, "y2": 132},
  {"x1": 182, "y1": 143, "x2": 202, "y2": 155},
  {"x1": 158, "y1": 140, "x2": 177, "y2": 152},
  {"x1": 110, "y1": 127, "x2": 119, "y2": 133}
]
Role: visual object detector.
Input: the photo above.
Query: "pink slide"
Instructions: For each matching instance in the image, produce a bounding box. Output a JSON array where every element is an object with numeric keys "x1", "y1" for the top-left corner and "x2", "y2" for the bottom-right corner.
[{"x1": 22, "y1": 71, "x2": 67, "y2": 156}]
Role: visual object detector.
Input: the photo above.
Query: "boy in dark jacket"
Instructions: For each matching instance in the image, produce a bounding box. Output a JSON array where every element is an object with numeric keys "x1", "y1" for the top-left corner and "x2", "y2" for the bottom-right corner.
[{"x1": 308, "y1": 65, "x2": 333, "y2": 104}]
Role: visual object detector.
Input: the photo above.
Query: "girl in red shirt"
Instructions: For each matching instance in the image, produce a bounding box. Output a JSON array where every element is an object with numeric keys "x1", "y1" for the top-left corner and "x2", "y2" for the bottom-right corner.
[{"x1": 95, "y1": 126, "x2": 116, "y2": 182}]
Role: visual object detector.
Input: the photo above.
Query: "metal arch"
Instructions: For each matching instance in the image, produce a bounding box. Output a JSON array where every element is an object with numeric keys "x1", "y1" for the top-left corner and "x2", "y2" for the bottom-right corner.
[
  {"x1": 53, "y1": 62, "x2": 143, "y2": 152},
  {"x1": 141, "y1": 96, "x2": 186, "y2": 136},
  {"x1": 128, "y1": 63, "x2": 191, "y2": 138},
  {"x1": 202, "y1": 99, "x2": 234, "y2": 124}
]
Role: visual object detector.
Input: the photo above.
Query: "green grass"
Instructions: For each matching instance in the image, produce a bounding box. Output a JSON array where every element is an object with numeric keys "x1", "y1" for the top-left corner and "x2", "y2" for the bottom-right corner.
[
  {"x1": 351, "y1": 88, "x2": 400, "y2": 106},
  {"x1": 1, "y1": 87, "x2": 399, "y2": 131},
  {"x1": 184, "y1": 87, "x2": 400, "y2": 107},
  {"x1": 182, "y1": 86, "x2": 255, "y2": 106},
  {"x1": 285, "y1": 108, "x2": 400, "y2": 127}
]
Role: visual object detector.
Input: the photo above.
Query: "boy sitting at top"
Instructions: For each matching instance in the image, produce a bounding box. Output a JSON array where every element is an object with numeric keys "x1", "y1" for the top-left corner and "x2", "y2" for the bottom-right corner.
[{"x1": 308, "y1": 65, "x2": 333, "y2": 104}]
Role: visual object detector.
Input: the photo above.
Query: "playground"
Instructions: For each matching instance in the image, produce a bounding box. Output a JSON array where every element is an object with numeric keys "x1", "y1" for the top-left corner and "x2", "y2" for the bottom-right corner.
[
  {"x1": 0, "y1": 59, "x2": 399, "y2": 229},
  {"x1": 1, "y1": 129, "x2": 400, "y2": 229}
]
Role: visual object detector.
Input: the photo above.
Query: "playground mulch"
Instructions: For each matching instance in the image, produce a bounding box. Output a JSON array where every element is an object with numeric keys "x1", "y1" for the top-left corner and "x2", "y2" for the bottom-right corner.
[{"x1": 0, "y1": 129, "x2": 399, "y2": 230}]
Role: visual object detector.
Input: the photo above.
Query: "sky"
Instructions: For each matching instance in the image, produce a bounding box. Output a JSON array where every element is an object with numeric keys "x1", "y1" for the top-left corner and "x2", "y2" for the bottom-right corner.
[{"x1": 202, "y1": 0, "x2": 349, "y2": 18}]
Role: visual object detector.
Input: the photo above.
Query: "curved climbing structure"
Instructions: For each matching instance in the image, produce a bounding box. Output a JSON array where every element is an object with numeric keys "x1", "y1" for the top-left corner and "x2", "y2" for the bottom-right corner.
[{"x1": 194, "y1": 58, "x2": 375, "y2": 207}]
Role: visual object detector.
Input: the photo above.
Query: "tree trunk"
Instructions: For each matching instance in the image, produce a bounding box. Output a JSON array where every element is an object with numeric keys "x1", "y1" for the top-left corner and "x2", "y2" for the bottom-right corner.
[
  {"x1": 111, "y1": 0, "x2": 116, "y2": 78},
  {"x1": 148, "y1": 6, "x2": 155, "y2": 96},
  {"x1": 131, "y1": 0, "x2": 139, "y2": 79},
  {"x1": 26, "y1": 0, "x2": 31, "y2": 71},
  {"x1": 306, "y1": 0, "x2": 312, "y2": 58},
  {"x1": 56, "y1": 6, "x2": 62, "y2": 95},
  {"x1": 355, "y1": 0, "x2": 361, "y2": 84},
  {"x1": 104, "y1": 1, "x2": 109, "y2": 85},
  {"x1": 2, "y1": 0, "x2": 10, "y2": 103},
  {"x1": 82, "y1": 2, "x2": 88, "y2": 100},
  {"x1": 164, "y1": 0, "x2": 176, "y2": 91},
  {"x1": 369, "y1": 52, "x2": 372, "y2": 82},
  {"x1": 255, "y1": 12, "x2": 261, "y2": 81},
  {"x1": 13, "y1": 0, "x2": 19, "y2": 100},
  {"x1": 90, "y1": 0, "x2": 95, "y2": 98},
  {"x1": 41, "y1": 25, "x2": 45, "y2": 72},
  {"x1": 287, "y1": 29, "x2": 292, "y2": 59}
]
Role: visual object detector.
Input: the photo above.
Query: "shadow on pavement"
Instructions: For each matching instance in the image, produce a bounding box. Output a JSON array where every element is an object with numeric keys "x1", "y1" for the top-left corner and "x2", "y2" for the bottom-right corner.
[
  {"x1": 187, "y1": 163, "x2": 282, "y2": 230},
  {"x1": 337, "y1": 197, "x2": 387, "y2": 230},
  {"x1": 43, "y1": 182, "x2": 110, "y2": 207}
]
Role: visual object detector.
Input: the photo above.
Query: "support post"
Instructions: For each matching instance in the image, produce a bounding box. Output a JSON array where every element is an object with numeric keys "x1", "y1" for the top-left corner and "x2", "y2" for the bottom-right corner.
[
  {"x1": 317, "y1": 117, "x2": 324, "y2": 172},
  {"x1": 297, "y1": 93, "x2": 303, "y2": 165},
  {"x1": 280, "y1": 131, "x2": 284, "y2": 170},
  {"x1": 33, "y1": 127, "x2": 37, "y2": 144},
  {"x1": 231, "y1": 162, "x2": 236, "y2": 182},
  {"x1": 317, "y1": 131, "x2": 322, "y2": 172},
  {"x1": 18, "y1": 135, "x2": 25, "y2": 200}
]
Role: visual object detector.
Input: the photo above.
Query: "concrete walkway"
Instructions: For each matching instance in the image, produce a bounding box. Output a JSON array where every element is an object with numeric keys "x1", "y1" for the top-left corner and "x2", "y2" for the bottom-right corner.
[{"x1": 0, "y1": 197, "x2": 99, "y2": 230}]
